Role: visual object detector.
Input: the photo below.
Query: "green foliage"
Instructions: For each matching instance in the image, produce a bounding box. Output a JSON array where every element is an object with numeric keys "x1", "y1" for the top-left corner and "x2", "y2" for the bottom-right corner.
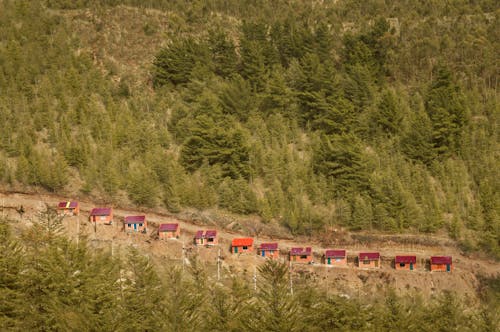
[
  {"x1": 180, "y1": 114, "x2": 251, "y2": 179},
  {"x1": 0, "y1": 0, "x2": 498, "y2": 255},
  {"x1": 313, "y1": 134, "x2": 371, "y2": 195},
  {"x1": 425, "y1": 67, "x2": 469, "y2": 156},
  {"x1": 153, "y1": 37, "x2": 211, "y2": 87},
  {"x1": 246, "y1": 260, "x2": 304, "y2": 331},
  {"x1": 0, "y1": 216, "x2": 497, "y2": 330}
]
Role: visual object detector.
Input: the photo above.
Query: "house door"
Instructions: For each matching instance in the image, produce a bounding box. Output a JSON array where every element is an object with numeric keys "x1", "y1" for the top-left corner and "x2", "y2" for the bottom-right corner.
[
  {"x1": 375, "y1": 260, "x2": 379, "y2": 267},
  {"x1": 134, "y1": 224, "x2": 137, "y2": 230},
  {"x1": 262, "y1": 251, "x2": 265, "y2": 257},
  {"x1": 327, "y1": 258, "x2": 331, "y2": 264},
  {"x1": 234, "y1": 247, "x2": 238, "y2": 253},
  {"x1": 446, "y1": 264, "x2": 450, "y2": 272},
  {"x1": 410, "y1": 263, "x2": 413, "y2": 271}
]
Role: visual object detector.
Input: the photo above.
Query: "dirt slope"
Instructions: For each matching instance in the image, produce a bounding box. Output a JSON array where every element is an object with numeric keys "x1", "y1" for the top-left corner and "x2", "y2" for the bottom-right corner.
[{"x1": 1, "y1": 190, "x2": 498, "y2": 303}]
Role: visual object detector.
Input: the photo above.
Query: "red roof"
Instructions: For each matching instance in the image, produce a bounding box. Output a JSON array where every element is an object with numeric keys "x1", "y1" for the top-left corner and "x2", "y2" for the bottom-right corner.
[
  {"x1": 195, "y1": 230, "x2": 217, "y2": 239},
  {"x1": 232, "y1": 238, "x2": 253, "y2": 247},
  {"x1": 90, "y1": 207, "x2": 112, "y2": 216},
  {"x1": 205, "y1": 230, "x2": 217, "y2": 238},
  {"x1": 431, "y1": 256, "x2": 452, "y2": 265},
  {"x1": 159, "y1": 223, "x2": 179, "y2": 232},
  {"x1": 260, "y1": 243, "x2": 278, "y2": 250},
  {"x1": 359, "y1": 252, "x2": 380, "y2": 260},
  {"x1": 290, "y1": 247, "x2": 312, "y2": 256},
  {"x1": 325, "y1": 250, "x2": 346, "y2": 258},
  {"x1": 395, "y1": 255, "x2": 416, "y2": 264},
  {"x1": 124, "y1": 215, "x2": 146, "y2": 223},
  {"x1": 58, "y1": 201, "x2": 78, "y2": 208}
]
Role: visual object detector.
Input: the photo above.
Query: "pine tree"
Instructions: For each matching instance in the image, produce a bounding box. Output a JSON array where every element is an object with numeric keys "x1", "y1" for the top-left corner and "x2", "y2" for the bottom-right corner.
[
  {"x1": 313, "y1": 134, "x2": 371, "y2": 195},
  {"x1": 425, "y1": 66, "x2": 469, "y2": 156},
  {"x1": 246, "y1": 260, "x2": 303, "y2": 332},
  {"x1": 118, "y1": 248, "x2": 165, "y2": 331}
]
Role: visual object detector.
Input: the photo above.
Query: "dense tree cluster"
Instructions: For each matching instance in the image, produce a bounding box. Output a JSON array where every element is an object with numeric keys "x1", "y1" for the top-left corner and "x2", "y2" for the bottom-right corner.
[{"x1": 0, "y1": 0, "x2": 498, "y2": 258}]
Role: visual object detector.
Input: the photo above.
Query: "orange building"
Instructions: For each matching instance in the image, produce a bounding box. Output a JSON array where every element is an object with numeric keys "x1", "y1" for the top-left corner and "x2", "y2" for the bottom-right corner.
[
  {"x1": 290, "y1": 247, "x2": 313, "y2": 263},
  {"x1": 158, "y1": 223, "x2": 180, "y2": 239},
  {"x1": 89, "y1": 207, "x2": 113, "y2": 224},
  {"x1": 358, "y1": 252, "x2": 380, "y2": 268},
  {"x1": 57, "y1": 201, "x2": 80, "y2": 216},
  {"x1": 194, "y1": 230, "x2": 218, "y2": 246},
  {"x1": 124, "y1": 215, "x2": 147, "y2": 233},
  {"x1": 430, "y1": 256, "x2": 452, "y2": 272},
  {"x1": 258, "y1": 243, "x2": 279, "y2": 260},
  {"x1": 324, "y1": 249, "x2": 347, "y2": 266},
  {"x1": 231, "y1": 238, "x2": 254, "y2": 254},
  {"x1": 395, "y1": 255, "x2": 416, "y2": 271}
]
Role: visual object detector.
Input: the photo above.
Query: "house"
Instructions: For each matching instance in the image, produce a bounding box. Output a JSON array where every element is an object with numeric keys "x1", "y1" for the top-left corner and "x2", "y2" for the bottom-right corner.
[
  {"x1": 89, "y1": 207, "x2": 113, "y2": 224},
  {"x1": 158, "y1": 223, "x2": 180, "y2": 239},
  {"x1": 358, "y1": 252, "x2": 380, "y2": 268},
  {"x1": 231, "y1": 238, "x2": 254, "y2": 254},
  {"x1": 194, "y1": 230, "x2": 218, "y2": 246},
  {"x1": 57, "y1": 201, "x2": 79, "y2": 216},
  {"x1": 430, "y1": 256, "x2": 452, "y2": 272},
  {"x1": 258, "y1": 243, "x2": 279, "y2": 260},
  {"x1": 124, "y1": 215, "x2": 147, "y2": 233},
  {"x1": 290, "y1": 247, "x2": 313, "y2": 263},
  {"x1": 395, "y1": 255, "x2": 416, "y2": 271},
  {"x1": 324, "y1": 249, "x2": 347, "y2": 266}
]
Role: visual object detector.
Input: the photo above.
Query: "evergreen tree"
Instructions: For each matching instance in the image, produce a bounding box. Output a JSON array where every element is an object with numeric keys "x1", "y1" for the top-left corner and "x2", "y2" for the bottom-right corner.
[
  {"x1": 425, "y1": 66, "x2": 469, "y2": 156},
  {"x1": 313, "y1": 134, "x2": 371, "y2": 195},
  {"x1": 246, "y1": 260, "x2": 303, "y2": 332}
]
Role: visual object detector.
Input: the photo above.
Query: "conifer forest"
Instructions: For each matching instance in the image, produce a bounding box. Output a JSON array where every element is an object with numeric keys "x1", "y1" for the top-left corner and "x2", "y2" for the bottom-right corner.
[{"x1": 0, "y1": 0, "x2": 498, "y2": 330}]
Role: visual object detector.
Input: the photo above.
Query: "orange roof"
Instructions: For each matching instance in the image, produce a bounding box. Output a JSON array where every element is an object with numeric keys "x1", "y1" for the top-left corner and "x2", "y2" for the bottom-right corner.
[{"x1": 232, "y1": 238, "x2": 253, "y2": 247}]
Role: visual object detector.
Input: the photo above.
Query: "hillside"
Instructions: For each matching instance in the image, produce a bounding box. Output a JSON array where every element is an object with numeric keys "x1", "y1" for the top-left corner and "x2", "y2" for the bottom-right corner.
[
  {"x1": 1, "y1": 190, "x2": 498, "y2": 299},
  {"x1": 1, "y1": 189, "x2": 499, "y2": 330},
  {"x1": 0, "y1": 0, "x2": 499, "y2": 329}
]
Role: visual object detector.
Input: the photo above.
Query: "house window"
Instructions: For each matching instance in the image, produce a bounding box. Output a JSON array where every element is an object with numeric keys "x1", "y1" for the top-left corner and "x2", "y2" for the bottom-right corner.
[
  {"x1": 335, "y1": 258, "x2": 342, "y2": 262},
  {"x1": 139, "y1": 223, "x2": 143, "y2": 227},
  {"x1": 128, "y1": 224, "x2": 131, "y2": 228},
  {"x1": 363, "y1": 260, "x2": 370, "y2": 265},
  {"x1": 300, "y1": 255, "x2": 307, "y2": 259},
  {"x1": 208, "y1": 238, "x2": 214, "y2": 242},
  {"x1": 243, "y1": 246, "x2": 248, "y2": 250},
  {"x1": 399, "y1": 263, "x2": 405, "y2": 267}
]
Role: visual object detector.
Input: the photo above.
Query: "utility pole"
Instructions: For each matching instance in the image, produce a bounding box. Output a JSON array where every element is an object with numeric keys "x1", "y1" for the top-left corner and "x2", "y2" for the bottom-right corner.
[
  {"x1": 217, "y1": 247, "x2": 221, "y2": 281},
  {"x1": 182, "y1": 241, "x2": 185, "y2": 272},
  {"x1": 253, "y1": 265, "x2": 257, "y2": 292},
  {"x1": 289, "y1": 261, "x2": 294, "y2": 295},
  {"x1": 76, "y1": 214, "x2": 80, "y2": 248}
]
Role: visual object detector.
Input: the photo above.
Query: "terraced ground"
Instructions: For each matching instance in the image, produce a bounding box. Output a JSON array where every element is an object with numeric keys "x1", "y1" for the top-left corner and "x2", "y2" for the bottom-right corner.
[{"x1": 2, "y1": 190, "x2": 498, "y2": 304}]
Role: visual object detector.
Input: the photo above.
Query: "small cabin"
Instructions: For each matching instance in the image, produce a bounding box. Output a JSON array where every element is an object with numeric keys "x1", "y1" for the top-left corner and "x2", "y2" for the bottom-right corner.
[
  {"x1": 57, "y1": 201, "x2": 80, "y2": 216},
  {"x1": 194, "y1": 230, "x2": 218, "y2": 246},
  {"x1": 430, "y1": 256, "x2": 452, "y2": 272},
  {"x1": 324, "y1": 249, "x2": 347, "y2": 266},
  {"x1": 258, "y1": 243, "x2": 279, "y2": 260},
  {"x1": 290, "y1": 247, "x2": 312, "y2": 263},
  {"x1": 89, "y1": 207, "x2": 113, "y2": 224},
  {"x1": 231, "y1": 238, "x2": 254, "y2": 254},
  {"x1": 395, "y1": 255, "x2": 416, "y2": 271},
  {"x1": 124, "y1": 215, "x2": 147, "y2": 233},
  {"x1": 358, "y1": 252, "x2": 380, "y2": 268},
  {"x1": 158, "y1": 223, "x2": 180, "y2": 239}
]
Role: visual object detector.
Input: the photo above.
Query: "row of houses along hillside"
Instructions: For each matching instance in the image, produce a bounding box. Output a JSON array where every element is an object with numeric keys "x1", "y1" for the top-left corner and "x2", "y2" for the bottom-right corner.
[
  {"x1": 57, "y1": 202, "x2": 214, "y2": 244},
  {"x1": 57, "y1": 202, "x2": 453, "y2": 272},
  {"x1": 231, "y1": 238, "x2": 453, "y2": 272}
]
